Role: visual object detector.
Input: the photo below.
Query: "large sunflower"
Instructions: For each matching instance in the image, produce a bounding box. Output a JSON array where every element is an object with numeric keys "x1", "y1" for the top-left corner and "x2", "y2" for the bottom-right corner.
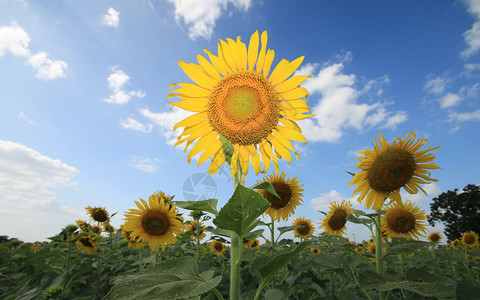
[
  {"x1": 381, "y1": 200, "x2": 427, "y2": 240},
  {"x1": 320, "y1": 200, "x2": 353, "y2": 236},
  {"x1": 292, "y1": 217, "x2": 315, "y2": 238},
  {"x1": 258, "y1": 172, "x2": 304, "y2": 221},
  {"x1": 123, "y1": 194, "x2": 185, "y2": 252},
  {"x1": 461, "y1": 231, "x2": 479, "y2": 248},
  {"x1": 76, "y1": 235, "x2": 99, "y2": 255},
  {"x1": 168, "y1": 31, "x2": 312, "y2": 179},
  {"x1": 348, "y1": 131, "x2": 441, "y2": 210}
]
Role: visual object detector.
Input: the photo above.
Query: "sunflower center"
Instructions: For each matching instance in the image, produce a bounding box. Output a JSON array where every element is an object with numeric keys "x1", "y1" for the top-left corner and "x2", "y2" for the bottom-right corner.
[
  {"x1": 80, "y1": 237, "x2": 93, "y2": 248},
  {"x1": 430, "y1": 234, "x2": 440, "y2": 242},
  {"x1": 142, "y1": 211, "x2": 170, "y2": 236},
  {"x1": 327, "y1": 209, "x2": 348, "y2": 230},
  {"x1": 208, "y1": 71, "x2": 280, "y2": 145},
  {"x1": 265, "y1": 182, "x2": 292, "y2": 209},
  {"x1": 92, "y1": 209, "x2": 108, "y2": 222},
  {"x1": 297, "y1": 222, "x2": 310, "y2": 235},
  {"x1": 367, "y1": 148, "x2": 416, "y2": 194},
  {"x1": 387, "y1": 209, "x2": 415, "y2": 233},
  {"x1": 214, "y1": 242, "x2": 223, "y2": 251},
  {"x1": 464, "y1": 234, "x2": 475, "y2": 245}
]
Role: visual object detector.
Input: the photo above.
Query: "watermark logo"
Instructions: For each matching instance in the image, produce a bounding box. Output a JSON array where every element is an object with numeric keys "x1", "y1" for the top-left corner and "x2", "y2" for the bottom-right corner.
[{"x1": 182, "y1": 173, "x2": 217, "y2": 201}]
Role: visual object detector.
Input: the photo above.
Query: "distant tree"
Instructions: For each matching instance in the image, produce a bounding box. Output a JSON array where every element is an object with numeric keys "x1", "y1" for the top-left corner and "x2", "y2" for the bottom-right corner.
[
  {"x1": 0, "y1": 235, "x2": 9, "y2": 243},
  {"x1": 428, "y1": 184, "x2": 480, "y2": 242}
]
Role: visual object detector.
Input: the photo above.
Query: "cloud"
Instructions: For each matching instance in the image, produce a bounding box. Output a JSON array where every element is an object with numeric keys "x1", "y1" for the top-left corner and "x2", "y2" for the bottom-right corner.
[
  {"x1": 139, "y1": 107, "x2": 193, "y2": 145},
  {"x1": 167, "y1": 0, "x2": 252, "y2": 40},
  {"x1": 0, "y1": 140, "x2": 81, "y2": 242},
  {"x1": 439, "y1": 92, "x2": 462, "y2": 108},
  {"x1": 103, "y1": 7, "x2": 120, "y2": 28},
  {"x1": 449, "y1": 109, "x2": 480, "y2": 122},
  {"x1": 104, "y1": 68, "x2": 145, "y2": 104},
  {"x1": 310, "y1": 190, "x2": 358, "y2": 212},
  {"x1": 17, "y1": 111, "x2": 35, "y2": 125},
  {"x1": 400, "y1": 182, "x2": 442, "y2": 204},
  {"x1": 27, "y1": 51, "x2": 68, "y2": 80},
  {"x1": 128, "y1": 156, "x2": 162, "y2": 172},
  {"x1": 296, "y1": 62, "x2": 407, "y2": 143},
  {"x1": 120, "y1": 117, "x2": 152, "y2": 133},
  {"x1": 424, "y1": 76, "x2": 448, "y2": 95},
  {"x1": 0, "y1": 22, "x2": 68, "y2": 80},
  {"x1": 461, "y1": 0, "x2": 480, "y2": 58}
]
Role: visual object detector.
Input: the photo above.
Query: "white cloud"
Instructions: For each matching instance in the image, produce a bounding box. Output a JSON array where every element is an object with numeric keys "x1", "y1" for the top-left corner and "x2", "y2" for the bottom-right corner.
[
  {"x1": 310, "y1": 190, "x2": 359, "y2": 212},
  {"x1": 0, "y1": 22, "x2": 31, "y2": 57},
  {"x1": 0, "y1": 140, "x2": 81, "y2": 242},
  {"x1": 120, "y1": 117, "x2": 153, "y2": 133},
  {"x1": 139, "y1": 107, "x2": 193, "y2": 145},
  {"x1": 0, "y1": 23, "x2": 68, "y2": 80},
  {"x1": 296, "y1": 62, "x2": 407, "y2": 143},
  {"x1": 449, "y1": 109, "x2": 480, "y2": 122},
  {"x1": 400, "y1": 182, "x2": 442, "y2": 204},
  {"x1": 103, "y1": 7, "x2": 120, "y2": 28},
  {"x1": 439, "y1": 92, "x2": 462, "y2": 108},
  {"x1": 104, "y1": 68, "x2": 145, "y2": 104},
  {"x1": 424, "y1": 77, "x2": 448, "y2": 95},
  {"x1": 461, "y1": 0, "x2": 480, "y2": 58},
  {"x1": 27, "y1": 51, "x2": 68, "y2": 80},
  {"x1": 17, "y1": 111, "x2": 35, "y2": 125},
  {"x1": 128, "y1": 156, "x2": 162, "y2": 172},
  {"x1": 464, "y1": 63, "x2": 480, "y2": 75},
  {"x1": 167, "y1": 0, "x2": 252, "y2": 40}
]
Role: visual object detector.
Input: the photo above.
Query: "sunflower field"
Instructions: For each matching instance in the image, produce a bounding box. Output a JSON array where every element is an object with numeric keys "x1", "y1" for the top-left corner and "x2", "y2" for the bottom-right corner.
[{"x1": 2, "y1": 30, "x2": 480, "y2": 300}]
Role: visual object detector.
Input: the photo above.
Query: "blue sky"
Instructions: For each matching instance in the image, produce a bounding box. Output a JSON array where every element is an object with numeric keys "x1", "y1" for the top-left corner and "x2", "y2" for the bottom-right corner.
[{"x1": 1, "y1": 0, "x2": 479, "y2": 243}]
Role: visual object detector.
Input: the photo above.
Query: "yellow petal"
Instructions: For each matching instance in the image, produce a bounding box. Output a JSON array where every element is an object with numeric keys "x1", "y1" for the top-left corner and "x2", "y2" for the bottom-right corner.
[
  {"x1": 178, "y1": 61, "x2": 216, "y2": 90},
  {"x1": 281, "y1": 99, "x2": 311, "y2": 113},
  {"x1": 204, "y1": 49, "x2": 229, "y2": 77},
  {"x1": 269, "y1": 135, "x2": 292, "y2": 163},
  {"x1": 281, "y1": 108, "x2": 314, "y2": 120},
  {"x1": 279, "y1": 118, "x2": 302, "y2": 132},
  {"x1": 262, "y1": 49, "x2": 275, "y2": 77},
  {"x1": 247, "y1": 30, "x2": 259, "y2": 71},
  {"x1": 220, "y1": 40, "x2": 237, "y2": 72},
  {"x1": 256, "y1": 31, "x2": 268, "y2": 72},
  {"x1": 239, "y1": 146, "x2": 250, "y2": 175},
  {"x1": 269, "y1": 56, "x2": 304, "y2": 86},
  {"x1": 275, "y1": 125, "x2": 307, "y2": 143},
  {"x1": 198, "y1": 138, "x2": 222, "y2": 166},
  {"x1": 173, "y1": 112, "x2": 208, "y2": 130},
  {"x1": 197, "y1": 54, "x2": 222, "y2": 81},
  {"x1": 275, "y1": 75, "x2": 311, "y2": 93},
  {"x1": 187, "y1": 131, "x2": 217, "y2": 163},
  {"x1": 170, "y1": 82, "x2": 210, "y2": 98},
  {"x1": 168, "y1": 98, "x2": 208, "y2": 112},
  {"x1": 272, "y1": 129, "x2": 296, "y2": 152},
  {"x1": 247, "y1": 145, "x2": 261, "y2": 174},
  {"x1": 208, "y1": 148, "x2": 225, "y2": 175},
  {"x1": 230, "y1": 146, "x2": 240, "y2": 178},
  {"x1": 227, "y1": 38, "x2": 243, "y2": 71},
  {"x1": 237, "y1": 36, "x2": 248, "y2": 70},
  {"x1": 279, "y1": 87, "x2": 309, "y2": 100}
]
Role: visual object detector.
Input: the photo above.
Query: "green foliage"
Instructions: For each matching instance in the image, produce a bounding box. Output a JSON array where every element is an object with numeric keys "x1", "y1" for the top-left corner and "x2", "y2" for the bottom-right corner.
[
  {"x1": 175, "y1": 199, "x2": 219, "y2": 216},
  {"x1": 213, "y1": 184, "x2": 270, "y2": 238},
  {"x1": 428, "y1": 184, "x2": 480, "y2": 241}
]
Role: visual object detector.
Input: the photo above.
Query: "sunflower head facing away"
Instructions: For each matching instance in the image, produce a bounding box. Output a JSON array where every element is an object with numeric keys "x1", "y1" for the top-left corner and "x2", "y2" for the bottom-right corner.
[
  {"x1": 209, "y1": 240, "x2": 227, "y2": 255},
  {"x1": 382, "y1": 200, "x2": 427, "y2": 240},
  {"x1": 187, "y1": 220, "x2": 206, "y2": 240},
  {"x1": 428, "y1": 232, "x2": 442, "y2": 243},
  {"x1": 348, "y1": 131, "x2": 441, "y2": 210},
  {"x1": 86, "y1": 206, "x2": 110, "y2": 225},
  {"x1": 258, "y1": 172, "x2": 304, "y2": 221},
  {"x1": 461, "y1": 231, "x2": 479, "y2": 248},
  {"x1": 123, "y1": 196, "x2": 185, "y2": 252},
  {"x1": 168, "y1": 30, "x2": 313, "y2": 180},
  {"x1": 150, "y1": 190, "x2": 173, "y2": 202},
  {"x1": 76, "y1": 234, "x2": 99, "y2": 255},
  {"x1": 320, "y1": 200, "x2": 353, "y2": 236},
  {"x1": 76, "y1": 220, "x2": 89, "y2": 232},
  {"x1": 292, "y1": 217, "x2": 315, "y2": 239}
]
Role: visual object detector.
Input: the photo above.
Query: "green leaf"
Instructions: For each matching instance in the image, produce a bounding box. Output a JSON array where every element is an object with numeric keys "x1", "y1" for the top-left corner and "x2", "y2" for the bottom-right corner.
[
  {"x1": 244, "y1": 229, "x2": 265, "y2": 241},
  {"x1": 104, "y1": 257, "x2": 222, "y2": 300},
  {"x1": 213, "y1": 184, "x2": 270, "y2": 238},
  {"x1": 175, "y1": 199, "x2": 218, "y2": 216},
  {"x1": 370, "y1": 280, "x2": 456, "y2": 299},
  {"x1": 220, "y1": 135, "x2": 234, "y2": 165},
  {"x1": 249, "y1": 181, "x2": 280, "y2": 199},
  {"x1": 250, "y1": 241, "x2": 310, "y2": 280},
  {"x1": 347, "y1": 214, "x2": 374, "y2": 226},
  {"x1": 277, "y1": 225, "x2": 304, "y2": 233},
  {"x1": 386, "y1": 238, "x2": 430, "y2": 254},
  {"x1": 264, "y1": 289, "x2": 285, "y2": 300}
]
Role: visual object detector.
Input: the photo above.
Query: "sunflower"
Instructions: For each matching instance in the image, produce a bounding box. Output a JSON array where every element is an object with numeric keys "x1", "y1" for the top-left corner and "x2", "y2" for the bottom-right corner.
[
  {"x1": 77, "y1": 235, "x2": 99, "y2": 255},
  {"x1": 451, "y1": 239, "x2": 461, "y2": 249},
  {"x1": 151, "y1": 190, "x2": 173, "y2": 202},
  {"x1": 367, "y1": 242, "x2": 376, "y2": 255},
  {"x1": 311, "y1": 248, "x2": 321, "y2": 254},
  {"x1": 259, "y1": 172, "x2": 304, "y2": 221},
  {"x1": 76, "y1": 220, "x2": 89, "y2": 232},
  {"x1": 120, "y1": 225, "x2": 146, "y2": 249},
  {"x1": 123, "y1": 194, "x2": 185, "y2": 252},
  {"x1": 243, "y1": 238, "x2": 258, "y2": 248},
  {"x1": 348, "y1": 131, "x2": 441, "y2": 210},
  {"x1": 428, "y1": 232, "x2": 442, "y2": 243},
  {"x1": 90, "y1": 225, "x2": 102, "y2": 234},
  {"x1": 209, "y1": 240, "x2": 227, "y2": 255},
  {"x1": 461, "y1": 231, "x2": 479, "y2": 248},
  {"x1": 168, "y1": 30, "x2": 312, "y2": 180},
  {"x1": 381, "y1": 200, "x2": 427, "y2": 239},
  {"x1": 355, "y1": 246, "x2": 365, "y2": 253},
  {"x1": 292, "y1": 217, "x2": 314, "y2": 238},
  {"x1": 320, "y1": 200, "x2": 353, "y2": 236},
  {"x1": 86, "y1": 206, "x2": 110, "y2": 226},
  {"x1": 187, "y1": 220, "x2": 206, "y2": 240}
]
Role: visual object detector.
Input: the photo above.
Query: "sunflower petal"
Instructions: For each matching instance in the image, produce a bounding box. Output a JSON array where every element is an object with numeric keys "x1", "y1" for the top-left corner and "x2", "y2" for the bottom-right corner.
[
  {"x1": 247, "y1": 30, "x2": 259, "y2": 70},
  {"x1": 269, "y1": 56, "x2": 305, "y2": 86},
  {"x1": 256, "y1": 31, "x2": 268, "y2": 72},
  {"x1": 178, "y1": 61, "x2": 216, "y2": 90}
]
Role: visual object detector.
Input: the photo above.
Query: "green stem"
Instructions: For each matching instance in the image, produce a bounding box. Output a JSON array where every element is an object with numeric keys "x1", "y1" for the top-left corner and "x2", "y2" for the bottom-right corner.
[
  {"x1": 271, "y1": 219, "x2": 275, "y2": 250},
  {"x1": 230, "y1": 162, "x2": 243, "y2": 300},
  {"x1": 374, "y1": 211, "x2": 385, "y2": 300},
  {"x1": 211, "y1": 287, "x2": 225, "y2": 300}
]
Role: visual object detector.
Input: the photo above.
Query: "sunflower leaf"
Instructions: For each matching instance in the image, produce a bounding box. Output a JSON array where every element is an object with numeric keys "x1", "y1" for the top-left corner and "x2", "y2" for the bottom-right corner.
[
  {"x1": 174, "y1": 199, "x2": 218, "y2": 216},
  {"x1": 249, "y1": 181, "x2": 280, "y2": 199},
  {"x1": 220, "y1": 135, "x2": 234, "y2": 165},
  {"x1": 213, "y1": 184, "x2": 270, "y2": 238},
  {"x1": 277, "y1": 225, "x2": 304, "y2": 233},
  {"x1": 103, "y1": 256, "x2": 222, "y2": 300}
]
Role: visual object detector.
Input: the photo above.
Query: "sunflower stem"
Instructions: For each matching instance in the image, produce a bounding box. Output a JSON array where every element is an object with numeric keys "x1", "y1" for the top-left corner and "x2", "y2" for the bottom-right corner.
[
  {"x1": 230, "y1": 162, "x2": 243, "y2": 300},
  {"x1": 374, "y1": 211, "x2": 385, "y2": 300},
  {"x1": 270, "y1": 219, "x2": 275, "y2": 250}
]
